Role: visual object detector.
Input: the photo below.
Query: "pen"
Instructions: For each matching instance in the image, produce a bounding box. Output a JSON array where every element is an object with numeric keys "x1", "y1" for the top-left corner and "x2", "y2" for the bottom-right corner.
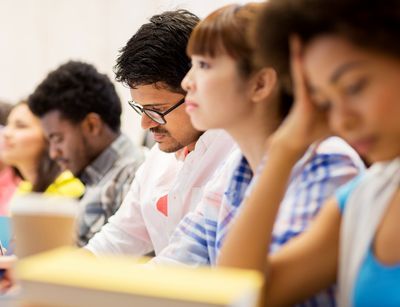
[{"x1": 0, "y1": 240, "x2": 6, "y2": 279}]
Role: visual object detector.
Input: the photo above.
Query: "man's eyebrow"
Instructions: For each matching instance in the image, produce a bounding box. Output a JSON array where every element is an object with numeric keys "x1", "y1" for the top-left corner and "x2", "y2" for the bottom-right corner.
[
  {"x1": 330, "y1": 61, "x2": 366, "y2": 84},
  {"x1": 142, "y1": 103, "x2": 168, "y2": 108}
]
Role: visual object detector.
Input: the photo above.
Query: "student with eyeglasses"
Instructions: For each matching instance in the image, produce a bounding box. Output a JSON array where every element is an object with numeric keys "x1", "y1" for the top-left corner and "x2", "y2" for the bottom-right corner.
[{"x1": 83, "y1": 10, "x2": 235, "y2": 257}]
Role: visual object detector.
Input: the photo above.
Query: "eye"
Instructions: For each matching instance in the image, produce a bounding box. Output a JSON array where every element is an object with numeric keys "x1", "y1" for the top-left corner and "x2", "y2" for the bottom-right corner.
[
  {"x1": 50, "y1": 135, "x2": 63, "y2": 144},
  {"x1": 14, "y1": 122, "x2": 28, "y2": 129},
  {"x1": 146, "y1": 107, "x2": 163, "y2": 113},
  {"x1": 344, "y1": 78, "x2": 368, "y2": 96},
  {"x1": 318, "y1": 101, "x2": 332, "y2": 112},
  {"x1": 198, "y1": 60, "x2": 210, "y2": 69}
]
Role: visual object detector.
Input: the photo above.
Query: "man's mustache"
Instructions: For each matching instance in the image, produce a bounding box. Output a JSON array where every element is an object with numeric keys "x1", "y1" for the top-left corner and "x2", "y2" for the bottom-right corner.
[{"x1": 150, "y1": 127, "x2": 169, "y2": 134}]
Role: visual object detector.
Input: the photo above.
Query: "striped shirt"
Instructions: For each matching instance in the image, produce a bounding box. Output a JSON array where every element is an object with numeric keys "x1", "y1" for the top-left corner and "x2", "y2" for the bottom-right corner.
[{"x1": 153, "y1": 137, "x2": 365, "y2": 306}]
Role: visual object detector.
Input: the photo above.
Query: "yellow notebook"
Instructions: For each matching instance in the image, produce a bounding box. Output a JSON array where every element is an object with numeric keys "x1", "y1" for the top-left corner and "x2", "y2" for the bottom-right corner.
[{"x1": 16, "y1": 247, "x2": 263, "y2": 307}]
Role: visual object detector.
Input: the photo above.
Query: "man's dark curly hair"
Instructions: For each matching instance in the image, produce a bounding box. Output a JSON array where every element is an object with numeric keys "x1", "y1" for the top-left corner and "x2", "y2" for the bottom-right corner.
[
  {"x1": 114, "y1": 9, "x2": 200, "y2": 93},
  {"x1": 255, "y1": 0, "x2": 400, "y2": 94},
  {"x1": 29, "y1": 61, "x2": 122, "y2": 132}
]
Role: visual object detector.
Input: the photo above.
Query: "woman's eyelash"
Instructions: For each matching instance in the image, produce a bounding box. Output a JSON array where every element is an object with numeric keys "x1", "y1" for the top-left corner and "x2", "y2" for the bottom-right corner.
[{"x1": 345, "y1": 78, "x2": 368, "y2": 95}]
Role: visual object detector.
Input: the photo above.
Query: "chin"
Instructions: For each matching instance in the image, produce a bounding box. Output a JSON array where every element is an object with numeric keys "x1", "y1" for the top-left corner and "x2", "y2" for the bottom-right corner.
[
  {"x1": 191, "y1": 121, "x2": 211, "y2": 132},
  {"x1": 366, "y1": 150, "x2": 400, "y2": 164},
  {"x1": 157, "y1": 142, "x2": 184, "y2": 154}
]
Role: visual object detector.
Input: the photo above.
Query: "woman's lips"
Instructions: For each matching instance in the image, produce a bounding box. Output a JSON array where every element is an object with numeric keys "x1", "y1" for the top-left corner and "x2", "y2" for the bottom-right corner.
[
  {"x1": 1, "y1": 142, "x2": 14, "y2": 150},
  {"x1": 185, "y1": 100, "x2": 198, "y2": 113}
]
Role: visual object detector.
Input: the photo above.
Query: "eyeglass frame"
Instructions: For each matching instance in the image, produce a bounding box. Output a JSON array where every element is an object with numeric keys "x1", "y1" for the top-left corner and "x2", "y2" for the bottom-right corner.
[{"x1": 128, "y1": 97, "x2": 185, "y2": 125}]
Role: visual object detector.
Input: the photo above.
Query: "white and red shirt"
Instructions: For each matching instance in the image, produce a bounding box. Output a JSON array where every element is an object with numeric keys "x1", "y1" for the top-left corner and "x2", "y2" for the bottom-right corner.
[{"x1": 85, "y1": 130, "x2": 236, "y2": 256}]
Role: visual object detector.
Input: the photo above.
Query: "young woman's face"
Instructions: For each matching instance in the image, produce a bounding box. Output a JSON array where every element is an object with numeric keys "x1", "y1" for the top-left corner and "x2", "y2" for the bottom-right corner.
[
  {"x1": 182, "y1": 53, "x2": 252, "y2": 132},
  {"x1": 1, "y1": 104, "x2": 46, "y2": 167},
  {"x1": 304, "y1": 36, "x2": 400, "y2": 162}
]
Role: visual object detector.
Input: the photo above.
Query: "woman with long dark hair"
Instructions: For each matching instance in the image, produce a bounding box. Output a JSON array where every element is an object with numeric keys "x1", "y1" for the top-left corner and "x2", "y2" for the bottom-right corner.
[
  {"x1": 219, "y1": 1, "x2": 400, "y2": 306},
  {"x1": 1, "y1": 101, "x2": 84, "y2": 197}
]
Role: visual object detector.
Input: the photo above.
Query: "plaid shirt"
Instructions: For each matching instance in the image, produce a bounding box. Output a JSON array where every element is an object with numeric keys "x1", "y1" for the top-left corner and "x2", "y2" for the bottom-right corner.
[
  {"x1": 77, "y1": 134, "x2": 144, "y2": 246},
  {"x1": 153, "y1": 137, "x2": 365, "y2": 307}
]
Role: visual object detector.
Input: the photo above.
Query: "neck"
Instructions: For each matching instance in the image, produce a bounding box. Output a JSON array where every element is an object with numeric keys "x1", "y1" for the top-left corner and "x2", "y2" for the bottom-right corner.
[
  {"x1": 0, "y1": 162, "x2": 6, "y2": 173},
  {"x1": 16, "y1": 162, "x2": 37, "y2": 185},
  {"x1": 226, "y1": 115, "x2": 280, "y2": 172},
  {"x1": 186, "y1": 141, "x2": 197, "y2": 152},
  {"x1": 94, "y1": 128, "x2": 119, "y2": 156}
]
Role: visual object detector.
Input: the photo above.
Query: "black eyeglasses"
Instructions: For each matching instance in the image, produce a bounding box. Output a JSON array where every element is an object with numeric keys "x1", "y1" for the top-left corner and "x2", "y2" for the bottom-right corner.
[{"x1": 128, "y1": 97, "x2": 185, "y2": 125}]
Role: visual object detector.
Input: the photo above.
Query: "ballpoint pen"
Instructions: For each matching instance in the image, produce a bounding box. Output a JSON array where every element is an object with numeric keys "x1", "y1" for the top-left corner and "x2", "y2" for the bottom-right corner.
[{"x1": 0, "y1": 240, "x2": 6, "y2": 279}]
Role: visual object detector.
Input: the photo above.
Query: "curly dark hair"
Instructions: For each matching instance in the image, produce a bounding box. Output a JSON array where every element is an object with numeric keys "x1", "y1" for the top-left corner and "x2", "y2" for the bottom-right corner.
[
  {"x1": 255, "y1": 0, "x2": 400, "y2": 93},
  {"x1": 28, "y1": 61, "x2": 122, "y2": 132},
  {"x1": 114, "y1": 9, "x2": 200, "y2": 93}
]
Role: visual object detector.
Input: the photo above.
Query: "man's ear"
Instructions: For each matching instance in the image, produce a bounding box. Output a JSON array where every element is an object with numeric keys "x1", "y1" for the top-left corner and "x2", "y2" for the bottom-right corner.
[
  {"x1": 250, "y1": 67, "x2": 277, "y2": 103},
  {"x1": 81, "y1": 113, "x2": 102, "y2": 136}
]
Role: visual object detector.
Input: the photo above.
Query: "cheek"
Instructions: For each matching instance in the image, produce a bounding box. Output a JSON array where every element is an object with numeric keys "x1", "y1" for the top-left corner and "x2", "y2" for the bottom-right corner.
[
  {"x1": 29, "y1": 137, "x2": 46, "y2": 155},
  {"x1": 199, "y1": 74, "x2": 234, "y2": 101},
  {"x1": 363, "y1": 87, "x2": 400, "y2": 130},
  {"x1": 170, "y1": 111, "x2": 193, "y2": 133},
  {"x1": 17, "y1": 132, "x2": 43, "y2": 147},
  {"x1": 19, "y1": 130, "x2": 46, "y2": 149}
]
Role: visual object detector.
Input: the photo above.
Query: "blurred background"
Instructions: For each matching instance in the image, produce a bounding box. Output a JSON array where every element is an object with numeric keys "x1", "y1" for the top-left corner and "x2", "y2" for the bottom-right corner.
[{"x1": 0, "y1": 0, "x2": 261, "y2": 145}]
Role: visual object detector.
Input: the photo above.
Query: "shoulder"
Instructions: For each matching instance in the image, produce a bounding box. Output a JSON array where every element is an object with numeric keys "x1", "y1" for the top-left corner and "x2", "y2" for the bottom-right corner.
[
  {"x1": 335, "y1": 176, "x2": 364, "y2": 213},
  {"x1": 314, "y1": 137, "x2": 364, "y2": 167},
  {"x1": 203, "y1": 149, "x2": 244, "y2": 190},
  {"x1": 112, "y1": 134, "x2": 145, "y2": 166},
  {"x1": 45, "y1": 171, "x2": 85, "y2": 198},
  {"x1": 294, "y1": 137, "x2": 365, "y2": 175},
  {"x1": 193, "y1": 130, "x2": 236, "y2": 155},
  {"x1": 17, "y1": 181, "x2": 33, "y2": 194}
]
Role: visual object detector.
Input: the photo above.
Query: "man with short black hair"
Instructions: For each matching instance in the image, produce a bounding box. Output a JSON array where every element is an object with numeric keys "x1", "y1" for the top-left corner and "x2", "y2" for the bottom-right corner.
[
  {"x1": 29, "y1": 61, "x2": 144, "y2": 246},
  {"x1": 85, "y1": 10, "x2": 235, "y2": 256}
]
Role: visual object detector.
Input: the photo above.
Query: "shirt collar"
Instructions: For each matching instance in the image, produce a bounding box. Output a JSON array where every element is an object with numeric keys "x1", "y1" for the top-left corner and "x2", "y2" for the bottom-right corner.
[
  {"x1": 80, "y1": 134, "x2": 127, "y2": 185},
  {"x1": 173, "y1": 130, "x2": 233, "y2": 162},
  {"x1": 224, "y1": 155, "x2": 254, "y2": 207},
  {"x1": 175, "y1": 146, "x2": 190, "y2": 161}
]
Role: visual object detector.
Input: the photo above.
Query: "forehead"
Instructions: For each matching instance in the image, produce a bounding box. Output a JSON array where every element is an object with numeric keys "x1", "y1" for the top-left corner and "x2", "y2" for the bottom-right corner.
[
  {"x1": 40, "y1": 110, "x2": 76, "y2": 133},
  {"x1": 8, "y1": 105, "x2": 42, "y2": 129},
  {"x1": 130, "y1": 84, "x2": 184, "y2": 106},
  {"x1": 10, "y1": 104, "x2": 34, "y2": 120},
  {"x1": 304, "y1": 36, "x2": 369, "y2": 85}
]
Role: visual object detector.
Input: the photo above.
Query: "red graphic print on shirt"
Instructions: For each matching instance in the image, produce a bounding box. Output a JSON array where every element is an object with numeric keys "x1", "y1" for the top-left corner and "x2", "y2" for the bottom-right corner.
[{"x1": 156, "y1": 194, "x2": 168, "y2": 217}]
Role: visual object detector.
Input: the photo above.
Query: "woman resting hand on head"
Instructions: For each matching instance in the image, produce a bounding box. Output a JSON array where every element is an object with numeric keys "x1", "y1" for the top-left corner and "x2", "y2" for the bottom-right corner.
[{"x1": 218, "y1": 0, "x2": 400, "y2": 306}]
